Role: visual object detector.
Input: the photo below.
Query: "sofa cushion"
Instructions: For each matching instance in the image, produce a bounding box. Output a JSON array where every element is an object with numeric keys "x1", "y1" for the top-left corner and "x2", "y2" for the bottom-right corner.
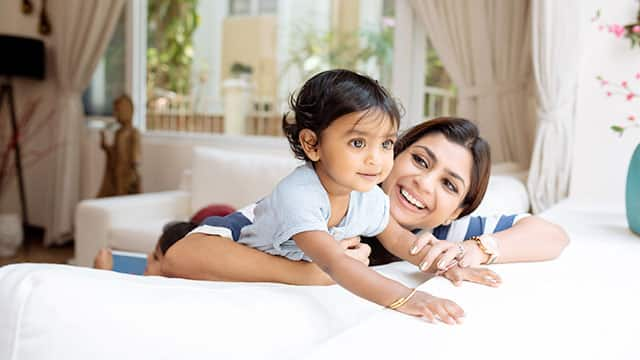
[
  {"x1": 190, "y1": 203, "x2": 236, "y2": 224},
  {"x1": 190, "y1": 147, "x2": 301, "y2": 213},
  {"x1": 471, "y1": 174, "x2": 530, "y2": 216}
]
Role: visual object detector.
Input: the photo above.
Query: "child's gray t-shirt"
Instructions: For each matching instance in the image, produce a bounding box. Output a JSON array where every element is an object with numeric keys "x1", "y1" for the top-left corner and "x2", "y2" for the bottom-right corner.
[{"x1": 238, "y1": 162, "x2": 390, "y2": 261}]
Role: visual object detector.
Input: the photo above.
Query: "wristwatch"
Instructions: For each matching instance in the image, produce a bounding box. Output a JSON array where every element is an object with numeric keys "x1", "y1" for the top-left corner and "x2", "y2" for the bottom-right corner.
[{"x1": 471, "y1": 235, "x2": 500, "y2": 265}]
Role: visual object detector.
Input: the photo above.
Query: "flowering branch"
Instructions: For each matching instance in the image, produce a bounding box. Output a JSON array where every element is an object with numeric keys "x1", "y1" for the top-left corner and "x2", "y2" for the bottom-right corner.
[
  {"x1": 596, "y1": 73, "x2": 640, "y2": 136},
  {"x1": 592, "y1": 7, "x2": 640, "y2": 48}
]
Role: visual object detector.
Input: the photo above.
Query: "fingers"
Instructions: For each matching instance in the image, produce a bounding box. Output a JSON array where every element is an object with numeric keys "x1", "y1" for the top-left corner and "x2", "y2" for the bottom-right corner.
[
  {"x1": 464, "y1": 267, "x2": 502, "y2": 287},
  {"x1": 344, "y1": 243, "x2": 371, "y2": 266},
  {"x1": 410, "y1": 233, "x2": 435, "y2": 255},
  {"x1": 419, "y1": 241, "x2": 455, "y2": 272},
  {"x1": 399, "y1": 291, "x2": 465, "y2": 325},
  {"x1": 425, "y1": 301, "x2": 464, "y2": 325},
  {"x1": 340, "y1": 236, "x2": 362, "y2": 249},
  {"x1": 434, "y1": 246, "x2": 461, "y2": 272},
  {"x1": 443, "y1": 266, "x2": 464, "y2": 286}
]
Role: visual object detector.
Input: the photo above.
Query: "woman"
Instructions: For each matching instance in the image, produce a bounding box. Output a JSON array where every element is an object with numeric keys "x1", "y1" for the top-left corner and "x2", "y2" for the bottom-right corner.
[{"x1": 157, "y1": 118, "x2": 568, "y2": 283}]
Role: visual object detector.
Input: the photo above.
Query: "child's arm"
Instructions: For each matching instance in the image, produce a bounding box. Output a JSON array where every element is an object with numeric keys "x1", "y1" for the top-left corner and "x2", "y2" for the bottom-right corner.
[{"x1": 293, "y1": 231, "x2": 465, "y2": 323}]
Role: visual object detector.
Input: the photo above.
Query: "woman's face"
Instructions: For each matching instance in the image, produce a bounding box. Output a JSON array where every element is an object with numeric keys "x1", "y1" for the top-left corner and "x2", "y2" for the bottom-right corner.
[{"x1": 382, "y1": 133, "x2": 473, "y2": 230}]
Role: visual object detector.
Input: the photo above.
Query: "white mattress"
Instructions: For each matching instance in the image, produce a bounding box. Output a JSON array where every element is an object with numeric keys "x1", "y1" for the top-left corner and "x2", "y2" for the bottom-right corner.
[{"x1": 2, "y1": 200, "x2": 637, "y2": 359}]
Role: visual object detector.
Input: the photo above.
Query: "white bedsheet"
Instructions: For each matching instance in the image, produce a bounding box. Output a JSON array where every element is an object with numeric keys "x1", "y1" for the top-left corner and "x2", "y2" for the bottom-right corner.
[{"x1": 1, "y1": 200, "x2": 639, "y2": 359}]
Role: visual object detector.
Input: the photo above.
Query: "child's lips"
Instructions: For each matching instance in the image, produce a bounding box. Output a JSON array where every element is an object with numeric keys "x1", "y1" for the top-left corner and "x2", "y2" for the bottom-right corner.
[{"x1": 357, "y1": 172, "x2": 380, "y2": 180}]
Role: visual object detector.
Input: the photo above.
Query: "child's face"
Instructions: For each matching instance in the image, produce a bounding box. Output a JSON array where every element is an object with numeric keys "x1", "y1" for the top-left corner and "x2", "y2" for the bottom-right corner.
[
  {"x1": 144, "y1": 245, "x2": 164, "y2": 276},
  {"x1": 312, "y1": 110, "x2": 397, "y2": 195}
]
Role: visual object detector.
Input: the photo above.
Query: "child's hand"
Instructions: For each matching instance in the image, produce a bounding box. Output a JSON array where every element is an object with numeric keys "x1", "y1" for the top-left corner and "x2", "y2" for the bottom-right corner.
[
  {"x1": 441, "y1": 266, "x2": 502, "y2": 287},
  {"x1": 340, "y1": 236, "x2": 371, "y2": 266},
  {"x1": 396, "y1": 290, "x2": 465, "y2": 325}
]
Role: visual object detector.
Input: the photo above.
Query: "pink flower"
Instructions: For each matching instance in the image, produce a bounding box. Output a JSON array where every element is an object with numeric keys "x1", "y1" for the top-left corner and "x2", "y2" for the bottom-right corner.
[
  {"x1": 636, "y1": 73, "x2": 640, "y2": 80},
  {"x1": 601, "y1": 80, "x2": 609, "y2": 86},
  {"x1": 627, "y1": 93, "x2": 635, "y2": 101},
  {"x1": 607, "y1": 92, "x2": 612, "y2": 96},
  {"x1": 622, "y1": 81, "x2": 628, "y2": 88},
  {"x1": 628, "y1": 115, "x2": 636, "y2": 121},
  {"x1": 633, "y1": 25, "x2": 640, "y2": 33},
  {"x1": 609, "y1": 24, "x2": 626, "y2": 38}
]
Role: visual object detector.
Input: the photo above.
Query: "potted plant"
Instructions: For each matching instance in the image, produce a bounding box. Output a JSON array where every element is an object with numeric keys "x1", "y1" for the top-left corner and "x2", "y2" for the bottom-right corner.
[{"x1": 230, "y1": 62, "x2": 253, "y2": 81}]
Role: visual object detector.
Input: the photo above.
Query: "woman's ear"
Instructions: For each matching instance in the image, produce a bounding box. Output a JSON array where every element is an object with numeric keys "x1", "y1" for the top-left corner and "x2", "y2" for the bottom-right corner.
[
  {"x1": 445, "y1": 208, "x2": 465, "y2": 225},
  {"x1": 299, "y1": 129, "x2": 320, "y2": 161}
]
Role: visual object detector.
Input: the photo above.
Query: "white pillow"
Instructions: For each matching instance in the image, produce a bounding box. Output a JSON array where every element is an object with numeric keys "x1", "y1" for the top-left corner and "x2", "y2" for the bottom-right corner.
[
  {"x1": 472, "y1": 175, "x2": 530, "y2": 216},
  {"x1": 190, "y1": 147, "x2": 301, "y2": 213}
]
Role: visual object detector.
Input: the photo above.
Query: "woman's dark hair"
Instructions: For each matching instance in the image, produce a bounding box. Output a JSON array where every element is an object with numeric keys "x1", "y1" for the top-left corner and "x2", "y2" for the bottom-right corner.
[
  {"x1": 395, "y1": 117, "x2": 491, "y2": 218},
  {"x1": 158, "y1": 221, "x2": 198, "y2": 255},
  {"x1": 282, "y1": 69, "x2": 402, "y2": 161}
]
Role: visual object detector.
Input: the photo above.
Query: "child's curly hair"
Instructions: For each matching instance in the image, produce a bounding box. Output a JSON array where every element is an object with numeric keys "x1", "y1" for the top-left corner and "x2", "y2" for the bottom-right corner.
[{"x1": 282, "y1": 69, "x2": 402, "y2": 161}]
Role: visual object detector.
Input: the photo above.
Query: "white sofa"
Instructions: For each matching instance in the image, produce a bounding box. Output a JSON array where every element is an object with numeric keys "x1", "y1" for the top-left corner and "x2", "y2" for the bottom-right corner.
[{"x1": 74, "y1": 147, "x2": 530, "y2": 267}]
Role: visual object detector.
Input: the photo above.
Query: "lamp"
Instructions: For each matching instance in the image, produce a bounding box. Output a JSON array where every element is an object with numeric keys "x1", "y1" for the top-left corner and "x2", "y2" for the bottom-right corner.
[{"x1": 0, "y1": 35, "x2": 45, "y2": 243}]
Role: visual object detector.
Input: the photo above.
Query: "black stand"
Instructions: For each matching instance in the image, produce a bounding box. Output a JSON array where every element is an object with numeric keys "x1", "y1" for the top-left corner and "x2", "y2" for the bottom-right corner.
[{"x1": 0, "y1": 78, "x2": 38, "y2": 251}]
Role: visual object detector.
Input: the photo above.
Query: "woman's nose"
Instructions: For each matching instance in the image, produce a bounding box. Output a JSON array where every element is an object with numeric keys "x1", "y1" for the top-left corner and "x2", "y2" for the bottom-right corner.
[{"x1": 414, "y1": 172, "x2": 436, "y2": 194}]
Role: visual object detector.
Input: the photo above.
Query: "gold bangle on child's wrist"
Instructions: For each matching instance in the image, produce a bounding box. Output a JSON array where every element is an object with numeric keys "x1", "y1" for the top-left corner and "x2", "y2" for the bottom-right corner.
[{"x1": 387, "y1": 288, "x2": 417, "y2": 310}]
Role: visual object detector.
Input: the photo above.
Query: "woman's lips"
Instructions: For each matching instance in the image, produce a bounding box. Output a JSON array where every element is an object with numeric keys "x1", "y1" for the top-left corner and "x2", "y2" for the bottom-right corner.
[{"x1": 396, "y1": 185, "x2": 428, "y2": 212}]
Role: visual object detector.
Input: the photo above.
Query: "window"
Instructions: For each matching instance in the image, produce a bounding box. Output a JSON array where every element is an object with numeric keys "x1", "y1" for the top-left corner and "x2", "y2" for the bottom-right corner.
[
  {"x1": 83, "y1": 7, "x2": 126, "y2": 116},
  {"x1": 423, "y1": 38, "x2": 456, "y2": 119},
  {"x1": 86, "y1": 0, "x2": 394, "y2": 138}
]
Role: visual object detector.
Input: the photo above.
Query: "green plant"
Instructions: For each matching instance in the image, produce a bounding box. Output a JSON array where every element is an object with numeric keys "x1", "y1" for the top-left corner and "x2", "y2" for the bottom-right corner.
[
  {"x1": 147, "y1": 0, "x2": 200, "y2": 98},
  {"x1": 284, "y1": 19, "x2": 394, "y2": 86},
  {"x1": 596, "y1": 74, "x2": 639, "y2": 136}
]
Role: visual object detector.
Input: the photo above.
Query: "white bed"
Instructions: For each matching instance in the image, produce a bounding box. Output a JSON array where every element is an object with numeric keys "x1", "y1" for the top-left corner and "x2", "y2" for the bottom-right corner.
[{"x1": 1, "y1": 199, "x2": 639, "y2": 360}]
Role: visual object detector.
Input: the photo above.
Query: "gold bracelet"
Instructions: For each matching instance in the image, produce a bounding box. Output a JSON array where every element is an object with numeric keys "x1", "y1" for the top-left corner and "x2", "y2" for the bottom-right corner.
[{"x1": 387, "y1": 288, "x2": 417, "y2": 310}]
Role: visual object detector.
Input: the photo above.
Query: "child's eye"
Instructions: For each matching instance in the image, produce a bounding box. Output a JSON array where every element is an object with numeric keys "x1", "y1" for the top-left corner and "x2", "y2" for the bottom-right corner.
[
  {"x1": 350, "y1": 139, "x2": 365, "y2": 148},
  {"x1": 382, "y1": 139, "x2": 395, "y2": 150}
]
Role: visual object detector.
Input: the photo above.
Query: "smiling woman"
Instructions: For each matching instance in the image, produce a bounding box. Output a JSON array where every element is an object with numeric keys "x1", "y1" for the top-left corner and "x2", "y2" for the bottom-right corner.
[{"x1": 383, "y1": 118, "x2": 490, "y2": 230}]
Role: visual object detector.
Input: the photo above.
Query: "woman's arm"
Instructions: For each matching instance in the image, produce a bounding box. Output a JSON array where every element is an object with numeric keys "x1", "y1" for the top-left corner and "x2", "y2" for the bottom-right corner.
[
  {"x1": 161, "y1": 233, "x2": 371, "y2": 285},
  {"x1": 476, "y1": 215, "x2": 570, "y2": 264},
  {"x1": 420, "y1": 215, "x2": 570, "y2": 270}
]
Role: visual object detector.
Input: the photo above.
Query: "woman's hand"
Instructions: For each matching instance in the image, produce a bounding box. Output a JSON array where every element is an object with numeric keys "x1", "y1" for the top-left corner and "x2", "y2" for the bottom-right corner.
[
  {"x1": 410, "y1": 233, "x2": 462, "y2": 272},
  {"x1": 457, "y1": 240, "x2": 489, "y2": 268},
  {"x1": 441, "y1": 266, "x2": 502, "y2": 287},
  {"x1": 340, "y1": 236, "x2": 371, "y2": 266},
  {"x1": 396, "y1": 290, "x2": 465, "y2": 325}
]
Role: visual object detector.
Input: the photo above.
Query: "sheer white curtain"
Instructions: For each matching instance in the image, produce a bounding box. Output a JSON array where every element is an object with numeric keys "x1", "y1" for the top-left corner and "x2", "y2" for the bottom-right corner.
[
  {"x1": 47, "y1": 0, "x2": 125, "y2": 245},
  {"x1": 527, "y1": 0, "x2": 582, "y2": 213},
  {"x1": 409, "y1": 0, "x2": 532, "y2": 164}
]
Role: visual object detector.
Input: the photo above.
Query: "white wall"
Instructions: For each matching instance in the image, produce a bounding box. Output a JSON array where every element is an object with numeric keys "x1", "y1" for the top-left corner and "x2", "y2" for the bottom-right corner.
[{"x1": 572, "y1": 0, "x2": 640, "y2": 205}]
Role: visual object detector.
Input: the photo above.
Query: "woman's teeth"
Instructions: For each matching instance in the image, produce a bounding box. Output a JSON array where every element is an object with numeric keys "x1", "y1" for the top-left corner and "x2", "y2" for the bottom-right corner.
[{"x1": 400, "y1": 188, "x2": 425, "y2": 209}]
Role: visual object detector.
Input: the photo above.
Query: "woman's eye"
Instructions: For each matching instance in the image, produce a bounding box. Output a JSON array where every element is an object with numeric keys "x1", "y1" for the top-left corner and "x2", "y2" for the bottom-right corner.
[
  {"x1": 382, "y1": 139, "x2": 395, "y2": 150},
  {"x1": 350, "y1": 139, "x2": 365, "y2": 148},
  {"x1": 444, "y1": 180, "x2": 458, "y2": 194},
  {"x1": 412, "y1": 154, "x2": 428, "y2": 168}
]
